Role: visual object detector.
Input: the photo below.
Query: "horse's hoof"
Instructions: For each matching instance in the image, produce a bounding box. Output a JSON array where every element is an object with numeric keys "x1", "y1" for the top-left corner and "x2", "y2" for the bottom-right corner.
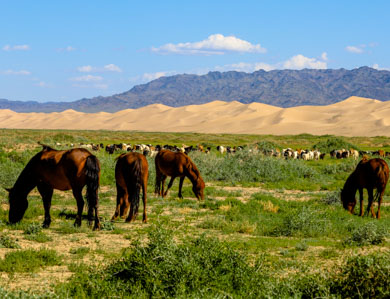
[
  {"x1": 93, "y1": 223, "x2": 101, "y2": 231},
  {"x1": 42, "y1": 222, "x2": 50, "y2": 229},
  {"x1": 73, "y1": 221, "x2": 81, "y2": 227}
]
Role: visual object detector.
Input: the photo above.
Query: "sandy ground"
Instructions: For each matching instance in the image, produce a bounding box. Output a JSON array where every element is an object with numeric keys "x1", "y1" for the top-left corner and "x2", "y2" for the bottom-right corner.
[{"x1": 0, "y1": 96, "x2": 389, "y2": 136}]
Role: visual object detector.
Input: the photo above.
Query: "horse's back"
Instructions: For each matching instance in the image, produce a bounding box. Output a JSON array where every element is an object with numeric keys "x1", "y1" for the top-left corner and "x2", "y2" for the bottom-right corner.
[
  {"x1": 116, "y1": 152, "x2": 148, "y2": 186},
  {"x1": 356, "y1": 158, "x2": 389, "y2": 189},
  {"x1": 38, "y1": 147, "x2": 96, "y2": 190},
  {"x1": 155, "y1": 150, "x2": 189, "y2": 176}
]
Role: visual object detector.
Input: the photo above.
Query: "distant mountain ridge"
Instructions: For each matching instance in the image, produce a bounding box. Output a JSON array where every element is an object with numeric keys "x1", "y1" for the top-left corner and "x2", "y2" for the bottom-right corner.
[{"x1": 1, "y1": 66, "x2": 390, "y2": 113}]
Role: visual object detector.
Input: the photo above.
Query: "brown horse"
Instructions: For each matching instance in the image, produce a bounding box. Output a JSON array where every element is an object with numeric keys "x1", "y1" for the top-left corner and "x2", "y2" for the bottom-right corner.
[
  {"x1": 341, "y1": 157, "x2": 389, "y2": 219},
  {"x1": 6, "y1": 145, "x2": 101, "y2": 230},
  {"x1": 155, "y1": 150, "x2": 205, "y2": 200},
  {"x1": 111, "y1": 152, "x2": 148, "y2": 223}
]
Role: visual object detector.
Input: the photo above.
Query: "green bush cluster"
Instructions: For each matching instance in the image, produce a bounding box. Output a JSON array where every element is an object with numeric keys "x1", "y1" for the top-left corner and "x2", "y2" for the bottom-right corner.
[
  {"x1": 191, "y1": 150, "x2": 320, "y2": 184},
  {"x1": 0, "y1": 248, "x2": 62, "y2": 273},
  {"x1": 313, "y1": 137, "x2": 359, "y2": 153},
  {"x1": 54, "y1": 227, "x2": 390, "y2": 298},
  {"x1": 344, "y1": 222, "x2": 388, "y2": 246},
  {"x1": 0, "y1": 234, "x2": 20, "y2": 249}
]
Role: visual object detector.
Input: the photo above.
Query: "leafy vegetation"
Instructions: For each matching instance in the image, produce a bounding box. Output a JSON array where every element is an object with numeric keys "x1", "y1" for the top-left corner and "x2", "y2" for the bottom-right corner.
[
  {"x1": 0, "y1": 249, "x2": 62, "y2": 273},
  {"x1": 0, "y1": 129, "x2": 390, "y2": 296}
]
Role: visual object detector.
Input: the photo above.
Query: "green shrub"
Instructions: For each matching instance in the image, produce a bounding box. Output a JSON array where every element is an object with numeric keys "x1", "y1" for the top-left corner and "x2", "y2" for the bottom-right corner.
[
  {"x1": 100, "y1": 220, "x2": 115, "y2": 231},
  {"x1": 344, "y1": 222, "x2": 388, "y2": 246},
  {"x1": 332, "y1": 253, "x2": 390, "y2": 298},
  {"x1": 24, "y1": 232, "x2": 53, "y2": 243},
  {"x1": 56, "y1": 226, "x2": 268, "y2": 298},
  {"x1": 0, "y1": 248, "x2": 62, "y2": 273},
  {"x1": 190, "y1": 150, "x2": 321, "y2": 184},
  {"x1": 313, "y1": 137, "x2": 359, "y2": 153},
  {"x1": 24, "y1": 223, "x2": 42, "y2": 235},
  {"x1": 273, "y1": 207, "x2": 328, "y2": 237},
  {"x1": 321, "y1": 191, "x2": 341, "y2": 205},
  {"x1": 0, "y1": 234, "x2": 20, "y2": 249}
]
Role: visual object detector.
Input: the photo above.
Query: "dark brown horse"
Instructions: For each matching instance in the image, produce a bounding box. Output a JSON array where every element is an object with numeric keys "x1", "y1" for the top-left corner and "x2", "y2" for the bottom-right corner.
[
  {"x1": 6, "y1": 145, "x2": 101, "y2": 229},
  {"x1": 111, "y1": 152, "x2": 148, "y2": 223},
  {"x1": 341, "y1": 157, "x2": 389, "y2": 219},
  {"x1": 155, "y1": 150, "x2": 205, "y2": 200}
]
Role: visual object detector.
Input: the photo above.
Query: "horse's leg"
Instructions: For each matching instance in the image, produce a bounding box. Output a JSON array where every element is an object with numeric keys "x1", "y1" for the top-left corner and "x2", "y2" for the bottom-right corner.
[
  {"x1": 72, "y1": 187, "x2": 84, "y2": 227},
  {"x1": 142, "y1": 179, "x2": 147, "y2": 223},
  {"x1": 111, "y1": 183, "x2": 126, "y2": 221},
  {"x1": 178, "y1": 176, "x2": 185, "y2": 199},
  {"x1": 161, "y1": 175, "x2": 167, "y2": 198},
  {"x1": 366, "y1": 188, "x2": 376, "y2": 218},
  {"x1": 359, "y1": 188, "x2": 364, "y2": 216},
  {"x1": 37, "y1": 183, "x2": 54, "y2": 228},
  {"x1": 155, "y1": 168, "x2": 162, "y2": 196},
  {"x1": 164, "y1": 176, "x2": 176, "y2": 197},
  {"x1": 377, "y1": 190, "x2": 385, "y2": 219}
]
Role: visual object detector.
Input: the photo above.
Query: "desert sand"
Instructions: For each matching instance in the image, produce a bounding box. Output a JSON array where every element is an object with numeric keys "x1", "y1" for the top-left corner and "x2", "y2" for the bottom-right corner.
[{"x1": 0, "y1": 96, "x2": 389, "y2": 136}]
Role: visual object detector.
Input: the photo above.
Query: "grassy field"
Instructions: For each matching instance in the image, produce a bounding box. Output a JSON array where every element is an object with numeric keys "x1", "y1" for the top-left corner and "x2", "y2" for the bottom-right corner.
[{"x1": 0, "y1": 129, "x2": 390, "y2": 298}]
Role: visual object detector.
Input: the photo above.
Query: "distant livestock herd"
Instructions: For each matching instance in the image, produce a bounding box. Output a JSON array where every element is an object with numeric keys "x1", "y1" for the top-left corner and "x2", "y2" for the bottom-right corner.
[{"x1": 55, "y1": 142, "x2": 389, "y2": 161}]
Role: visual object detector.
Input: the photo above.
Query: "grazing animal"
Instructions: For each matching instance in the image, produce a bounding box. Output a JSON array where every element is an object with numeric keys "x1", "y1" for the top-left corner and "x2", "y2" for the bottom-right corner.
[
  {"x1": 6, "y1": 145, "x2": 101, "y2": 229},
  {"x1": 111, "y1": 152, "x2": 148, "y2": 223},
  {"x1": 341, "y1": 158, "x2": 389, "y2": 219},
  {"x1": 155, "y1": 150, "x2": 205, "y2": 200}
]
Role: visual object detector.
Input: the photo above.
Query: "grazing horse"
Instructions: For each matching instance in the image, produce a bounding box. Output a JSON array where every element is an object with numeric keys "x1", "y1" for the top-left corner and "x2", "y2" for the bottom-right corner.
[
  {"x1": 111, "y1": 152, "x2": 148, "y2": 223},
  {"x1": 155, "y1": 150, "x2": 205, "y2": 200},
  {"x1": 6, "y1": 145, "x2": 101, "y2": 230},
  {"x1": 341, "y1": 158, "x2": 389, "y2": 219}
]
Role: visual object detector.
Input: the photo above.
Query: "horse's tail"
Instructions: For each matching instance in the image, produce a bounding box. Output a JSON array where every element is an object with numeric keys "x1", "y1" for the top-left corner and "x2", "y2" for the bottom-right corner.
[
  {"x1": 85, "y1": 155, "x2": 100, "y2": 211},
  {"x1": 374, "y1": 161, "x2": 389, "y2": 202},
  {"x1": 127, "y1": 158, "x2": 142, "y2": 220},
  {"x1": 154, "y1": 157, "x2": 161, "y2": 195}
]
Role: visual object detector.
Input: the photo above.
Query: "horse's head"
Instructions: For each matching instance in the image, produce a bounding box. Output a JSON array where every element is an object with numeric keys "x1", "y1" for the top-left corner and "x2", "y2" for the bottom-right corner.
[
  {"x1": 6, "y1": 187, "x2": 28, "y2": 224},
  {"x1": 340, "y1": 188, "x2": 356, "y2": 213},
  {"x1": 192, "y1": 177, "x2": 205, "y2": 200}
]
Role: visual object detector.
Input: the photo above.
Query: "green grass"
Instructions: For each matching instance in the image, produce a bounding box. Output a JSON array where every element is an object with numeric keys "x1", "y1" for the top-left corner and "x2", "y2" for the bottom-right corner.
[
  {"x1": 0, "y1": 248, "x2": 62, "y2": 273},
  {"x1": 1, "y1": 129, "x2": 390, "y2": 296}
]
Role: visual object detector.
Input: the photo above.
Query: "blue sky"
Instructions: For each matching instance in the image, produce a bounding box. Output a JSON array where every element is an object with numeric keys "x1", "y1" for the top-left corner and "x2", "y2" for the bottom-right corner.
[{"x1": 0, "y1": 1, "x2": 389, "y2": 102}]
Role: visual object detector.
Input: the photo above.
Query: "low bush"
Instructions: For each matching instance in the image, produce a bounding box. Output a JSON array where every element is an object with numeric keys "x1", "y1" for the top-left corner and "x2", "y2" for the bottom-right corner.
[
  {"x1": 0, "y1": 234, "x2": 20, "y2": 249},
  {"x1": 332, "y1": 253, "x2": 390, "y2": 298},
  {"x1": 313, "y1": 137, "x2": 359, "y2": 153},
  {"x1": 0, "y1": 248, "x2": 62, "y2": 273},
  {"x1": 344, "y1": 222, "x2": 388, "y2": 246}
]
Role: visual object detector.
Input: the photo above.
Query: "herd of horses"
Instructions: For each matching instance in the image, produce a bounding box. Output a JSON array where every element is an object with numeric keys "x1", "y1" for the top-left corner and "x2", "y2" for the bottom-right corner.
[
  {"x1": 5, "y1": 144, "x2": 205, "y2": 230},
  {"x1": 4, "y1": 144, "x2": 389, "y2": 230}
]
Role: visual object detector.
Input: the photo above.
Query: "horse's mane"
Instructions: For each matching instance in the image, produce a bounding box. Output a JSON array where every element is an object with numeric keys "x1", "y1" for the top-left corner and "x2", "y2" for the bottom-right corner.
[
  {"x1": 115, "y1": 153, "x2": 128, "y2": 161},
  {"x1": 37, "y1": 142, "x2": 55, "y2": 152}
]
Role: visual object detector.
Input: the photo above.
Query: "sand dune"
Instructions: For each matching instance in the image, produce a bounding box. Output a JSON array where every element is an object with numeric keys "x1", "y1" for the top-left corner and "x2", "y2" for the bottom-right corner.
[{"x1": 0, "y1": 96, "x2": 389, "y2": 136}]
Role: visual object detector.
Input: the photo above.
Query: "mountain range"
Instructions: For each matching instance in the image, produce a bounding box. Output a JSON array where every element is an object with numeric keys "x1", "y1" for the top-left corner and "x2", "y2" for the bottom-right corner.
[{"x1": 1, "y1": 66, "x2": 390, "y2": 113}]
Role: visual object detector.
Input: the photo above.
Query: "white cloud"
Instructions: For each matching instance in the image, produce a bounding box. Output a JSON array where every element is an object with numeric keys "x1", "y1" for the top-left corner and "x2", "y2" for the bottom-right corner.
[
  {"x1": 70, "y1": 75, "x2": 103, "y2": 82},
  {"x1": 142, "y1": 71, "x2": 171, "y2": 81},
  {"x1": 152, "y1": 34, "x2": 266, "y2": 55},
  {"x1": 103, "y1": 64, "x2": 122, "y2": 72},
  {"x1": 35, "y1": 81, "x2": 53, "y2": 88},
  {"x1": 58, "y1": 46, "x2": 76, "y2": 52},
  {"x1": 372, "y1": 64, "x2": 390, "y2": 71},
  {"x1": 2, "y1": 69, "x2": 31, "y2": 75},
  {"x1": 72, "y1": 83, "x2": 108, "y2": 89},
  {"x1": 77, "y1": 65, "x2": 94, "y2": 72},
  {"x1": 215, "y1": 62, "x2": 275, "y2": 73},
  {"x1": 77, "y1": 64, "x2": 122, "y2": 73},
  {"x1": 283, "y1": 54, "x2": 327, "y2": 69},
  {"x1": 345, "y1": 45, "x2": 364, "y2": 54},
  {"x1": 321, "y1": 52, "x2": 328, "y2": 61},
  {"x1": 3, "y1": 44, "x2": 30, "y2": 51}
]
